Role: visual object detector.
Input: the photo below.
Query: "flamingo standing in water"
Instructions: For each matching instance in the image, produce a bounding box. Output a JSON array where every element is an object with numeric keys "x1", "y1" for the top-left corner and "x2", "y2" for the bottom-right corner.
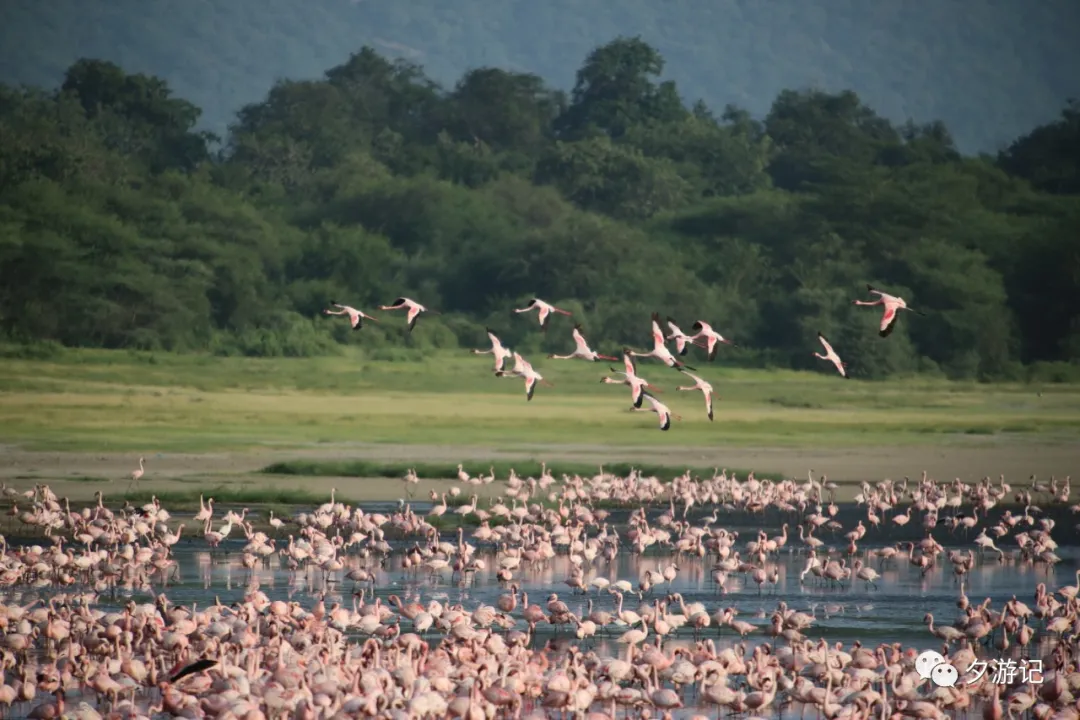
[
  {"x1": 322, "y1": 301, "x2": 379, "y2": 330},
  {"x1": 513, "y1": 298, "x2": 571, "y2": 331},
  {"x1": 471, "y1": 328, "x2": 513, "y2": 372},
  {"x1": 548, "y1": 324, "x2": 618, "y2": 362},
  {"x1": 852, "y1": 283, "x2": 924, "y2": 337},
  {"x1": 665, "y1": 318, "x2": 707, "y2": 356},
  {"x1": 675, "y1": 371, "x2": 715, "y2": 421},
  {"x1": 689, "y1": 320, "x2": 737, "y2": 360},
  {"x1": 630, "y1": 392, "x2": 681, "y2": 431},
  {"x1": 600, "y1": 351, "x2": 662, "y2": 408},
  {"x1": 495, "y1": 352, "x2": 553, "y2": 401},
  {"x1": 628, "y1": 313, "x2": 696, "y2": 370},
  {"x1": 379, "y1": 297, "x2": 434, "y2": 332},
  {"x1": 126, "y1": 457, "x2": 145, "y2": 493},
  {"x1": 813, "y1": 332, "x2": 849, "y2": 378}
]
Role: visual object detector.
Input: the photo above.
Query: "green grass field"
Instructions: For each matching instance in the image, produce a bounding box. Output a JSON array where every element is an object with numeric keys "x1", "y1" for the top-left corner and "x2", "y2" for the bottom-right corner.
[
  {"x1": 1, "y1": 346, "x2": 1078, "y2": 454},
  {"x1": 259, "y1": 459, "x2": 785, "y2": 483}
]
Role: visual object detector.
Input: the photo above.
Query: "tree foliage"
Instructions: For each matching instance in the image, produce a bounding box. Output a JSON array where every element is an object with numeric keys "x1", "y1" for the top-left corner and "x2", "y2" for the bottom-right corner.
[
  {"x1": 1, "y1": 42, "x2": 1078, "y2": 380},
  {"x1": 5, "y1": 0, "x2": 1079, "y2": 154}
]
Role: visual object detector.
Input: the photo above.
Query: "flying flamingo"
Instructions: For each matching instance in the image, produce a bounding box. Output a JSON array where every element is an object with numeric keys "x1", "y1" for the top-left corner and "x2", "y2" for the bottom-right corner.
[
  {"x1": 495, "y1": 352, "x2": 553, "y2": 401},
  {"x1": 600, "y1": 351, "x2": 662, "y2": 408},
  {"x1": 813, "y1": 332, "x2": 849, "y2": 378},
  {"x1": 852, "y1": 283, "x2": 924, "y2": 337},
  {"x1": 378, "y1": 297, "x2": 434, "y2": 332},
  {"x1": 322, "y1": 301, "x2": 379, "y2": 330},
  {"x1": 675, "y1": 371, "x2": 715, "y2": 421},
  {"x1": 471, "y1": 328, "x2": 513, "y2": 372},
  {"x1": 126, "y1": 457, "x2": 145, "y2": 493},
  {"x1": 630, "y1": 392, "x2": 681, "y2": 431},
  {"x1": 548, "y1": 324, "x2": 618, "y2": 362},
  {"x1": 689, "y1": 320, "x2": 737, "y2": 360},
  {"x1": 665, "y1": 318, "x2": 707, "y2": 356},
  {"x1": 513, "y1": 298, "x2": 572, "y2": 331},
  {"x1": 627, "y1": 313, "x2": 696, "y2": 370}
]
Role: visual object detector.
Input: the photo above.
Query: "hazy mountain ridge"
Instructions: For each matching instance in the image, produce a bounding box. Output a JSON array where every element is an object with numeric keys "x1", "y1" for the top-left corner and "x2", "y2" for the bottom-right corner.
[{"x1": 2, "y1": 0, "x2": 1077, "y2": 152}]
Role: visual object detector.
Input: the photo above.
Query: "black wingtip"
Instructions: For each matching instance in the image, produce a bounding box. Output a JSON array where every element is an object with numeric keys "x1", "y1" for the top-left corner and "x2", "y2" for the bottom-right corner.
[{"x1": 169, "y1": 658, "x2": 218, "y2": 683}]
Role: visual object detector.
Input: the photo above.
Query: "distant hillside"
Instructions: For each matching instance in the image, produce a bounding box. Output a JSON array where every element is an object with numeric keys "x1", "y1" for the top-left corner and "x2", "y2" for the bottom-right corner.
[{"x1": 1, "y1": 0, "x2": 1077, "y2": 153}]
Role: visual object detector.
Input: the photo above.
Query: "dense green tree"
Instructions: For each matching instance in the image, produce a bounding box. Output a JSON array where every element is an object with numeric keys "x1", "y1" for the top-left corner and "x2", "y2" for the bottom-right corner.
[
  {"x1": 61, "y1": 59, "x2": 213, "y2": 172},
  {"x1": 998, "y1": 99, "x2": 1080, "y2": 195},
  {"x1": 555, "y1": 37, "x2": 687, "y2": 140},
  {"x1": 5, "y1": 0, "x2": 1079, "y2": 154},
  {"x1": 444, "y1": 69, "x2": 564, "y2": 160},
  {"x1": 535, "y1": 137, "x2": 694, "y2": 220},
  {"x1": 0, "y1": 42, "x2": 1077, "y2": 381}
]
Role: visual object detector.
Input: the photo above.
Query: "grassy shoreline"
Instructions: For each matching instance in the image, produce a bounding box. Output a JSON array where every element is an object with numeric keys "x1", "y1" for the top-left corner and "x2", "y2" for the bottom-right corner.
[
  {"x1": 2, "y1": 347, "x2": 1078, "y2": 454},
  {"x1": 259, "y1": 459, "x2": 786, "y2": 483}
]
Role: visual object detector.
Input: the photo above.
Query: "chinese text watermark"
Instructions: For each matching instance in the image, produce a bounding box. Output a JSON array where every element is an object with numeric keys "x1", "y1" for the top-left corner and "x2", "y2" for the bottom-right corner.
[{"x1": 916, "y1": 650, "x2": 1043, "y2": 688}]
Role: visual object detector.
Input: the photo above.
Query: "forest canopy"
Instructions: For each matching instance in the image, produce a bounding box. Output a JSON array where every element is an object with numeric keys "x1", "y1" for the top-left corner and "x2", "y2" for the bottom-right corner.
[
  {"x1": 1, "y1": 40, "x2": 1078, "y2": 381},
  {"x1": 5, "y1": 0, "x2": 1079, "y2": 154}
]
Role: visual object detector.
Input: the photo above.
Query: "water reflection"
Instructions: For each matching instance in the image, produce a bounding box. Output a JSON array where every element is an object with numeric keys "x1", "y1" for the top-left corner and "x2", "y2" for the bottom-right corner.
[{"x1": 108, "y1": 536, "x2": 1076, "y2": 661}]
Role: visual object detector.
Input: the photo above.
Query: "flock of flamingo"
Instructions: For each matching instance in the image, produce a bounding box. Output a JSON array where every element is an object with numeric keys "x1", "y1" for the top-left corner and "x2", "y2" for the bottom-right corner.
[
  {"x1": 1, "y1": 462, "x2": 1078, "y2": 720},
  {"x1": 1, "y1": 280, "x2": 1073, "y2": 719},
  {"x1": 324, "y1": 285, "x2": 919, "y2": 430}
]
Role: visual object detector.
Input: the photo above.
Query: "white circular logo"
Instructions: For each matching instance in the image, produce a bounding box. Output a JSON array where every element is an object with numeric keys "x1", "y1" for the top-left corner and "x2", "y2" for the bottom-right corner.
[{"x1": 916, "y1": 650, "x2": 958, "y2": 687}]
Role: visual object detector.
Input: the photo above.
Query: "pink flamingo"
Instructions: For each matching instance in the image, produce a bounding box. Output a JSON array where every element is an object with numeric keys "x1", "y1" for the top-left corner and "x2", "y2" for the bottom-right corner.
[
  {"x1": 513, "y1": 297, "x2": 571, "y2": 331},
  {"x1": 378, "y1": 297, "x2": 435, "y2": 332},
  {"x1": 470, "y1": 328, "x2": 513, "y2": 372},
  {"x1": 629, "y1": 392, "x2": 681, "y2": 431},
  {"x1": 689, "y1": 320, "x2": 737, "y2": 360},
  {"x1": 323, "y1": 301, "x2": 379, "y2": 330},
  {"x1": 495, "y1": 352, "x2": 553, "y2": 401},
  {"x1": 852, "y1": 283, "x2": 924, "y2": 337},
  {"x1": 548, "y1": 324, "x2": 618, "y2": 362},
  {"x1": 813, "y1": 332, "x2": 850, "y2": 378},
  {"x1": 627, "y1": 313, "x2": 696, "y2": 370},
  {"x1": 126, "y1": 457, "x2": 145, "y2": 493},
  {"x1": 674, "y1": 371, "x2": 715, "y2": 421}
]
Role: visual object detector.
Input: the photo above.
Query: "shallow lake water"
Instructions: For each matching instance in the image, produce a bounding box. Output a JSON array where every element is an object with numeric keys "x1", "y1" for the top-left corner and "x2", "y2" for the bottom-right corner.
[
  {"x1": 143, "y1": 540, "x2": 1072, "y2": 649},
  {"x1": 1, "y1": 498, "x2": 1075, "y2": 719}
]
